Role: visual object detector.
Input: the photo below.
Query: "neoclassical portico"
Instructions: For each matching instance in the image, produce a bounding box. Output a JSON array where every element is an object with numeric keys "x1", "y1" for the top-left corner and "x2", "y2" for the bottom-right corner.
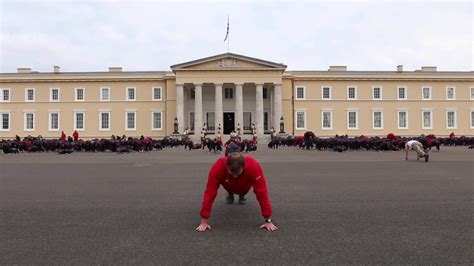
[
  {"x1": 171, "y1": 53, "x2": 286, "y2": 137},
  {"x1": 175, "y1": 82, "x2": 282, "y2": 136}
]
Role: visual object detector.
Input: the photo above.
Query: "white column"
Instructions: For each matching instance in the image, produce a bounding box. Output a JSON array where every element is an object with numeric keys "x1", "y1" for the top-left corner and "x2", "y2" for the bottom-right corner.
[
  {"x1": 256, "y1": 83, "x2": 264, "y2": 137},
  {"x1": 194, "y1": 84, "x2": 203, "y2": 134},
  {"x1": 215, "y1": 83, "x2": 223, "y2": 133},
  {"x1": 273, "y1": 83, "x2": 282, "y2": 132},
  {"x1": 176, "y1": 84, "x2": 184, "y2": 133},
  {"x1": 235, "y1": 83, "x2": 244, "y2": 130}
]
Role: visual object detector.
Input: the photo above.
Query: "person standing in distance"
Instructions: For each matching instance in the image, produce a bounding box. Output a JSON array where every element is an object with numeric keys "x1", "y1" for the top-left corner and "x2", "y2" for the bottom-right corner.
[{"x1": 196, "y1": 152, "x2": 278, "y2": 232}]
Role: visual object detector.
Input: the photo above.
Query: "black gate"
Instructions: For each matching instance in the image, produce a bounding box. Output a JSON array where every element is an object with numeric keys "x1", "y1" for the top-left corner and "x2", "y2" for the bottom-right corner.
[{"x1": 223, "y1": 112, "x2": 235, "y2": 134}]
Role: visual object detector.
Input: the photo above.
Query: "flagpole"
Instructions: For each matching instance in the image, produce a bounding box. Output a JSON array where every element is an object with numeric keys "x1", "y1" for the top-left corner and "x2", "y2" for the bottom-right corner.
[
  {"x1": 227, "y1": 15, "x2": 230, "y2": 53},
  {"x1": 224, "y1": 15, "x2": 230, "y2": 53}
]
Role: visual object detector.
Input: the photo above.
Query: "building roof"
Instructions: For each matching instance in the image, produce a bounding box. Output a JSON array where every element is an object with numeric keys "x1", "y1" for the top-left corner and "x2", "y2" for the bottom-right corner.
[
  {"x1": 170, "y1": 52, "x2": 287, "y2": 70},
  {"x1": 1, "y1": 51, "x2": 472, "y2": 82},
  {"x1": 0, "y1": 71, "x2": 170, "y2": 76}
]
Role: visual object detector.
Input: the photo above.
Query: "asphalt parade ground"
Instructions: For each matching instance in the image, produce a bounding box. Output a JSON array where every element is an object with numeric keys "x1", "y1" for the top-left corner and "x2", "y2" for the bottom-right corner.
[{"x1": 0, "y1": 146, "x2": 472, "y2": 265}]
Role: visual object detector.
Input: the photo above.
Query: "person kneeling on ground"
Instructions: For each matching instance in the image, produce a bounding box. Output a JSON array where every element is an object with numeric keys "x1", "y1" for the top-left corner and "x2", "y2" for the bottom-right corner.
[
  {"x1": 196, "y1": 152, "x2": 277, "y2": 232},
  {"x1": 405, "y1": 139, "x2": 429, "y2": 162}
]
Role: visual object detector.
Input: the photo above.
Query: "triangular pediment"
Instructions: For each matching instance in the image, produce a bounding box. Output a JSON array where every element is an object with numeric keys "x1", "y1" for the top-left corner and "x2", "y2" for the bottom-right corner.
[{"x1": 170, "y1": 53, "x2": 287, "y2": 71}]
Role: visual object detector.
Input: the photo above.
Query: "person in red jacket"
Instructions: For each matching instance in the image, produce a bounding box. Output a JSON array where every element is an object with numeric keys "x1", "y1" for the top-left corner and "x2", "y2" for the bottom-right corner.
[
  {"x1": 196, "y1": 153, "x2": 277, "y2": 232},
  {"x1": 72, "y1": 130, "x2": 79, "y2": 141},
  {"x1": 60, "y1": 131, "x2": 66, "y2": 142}
]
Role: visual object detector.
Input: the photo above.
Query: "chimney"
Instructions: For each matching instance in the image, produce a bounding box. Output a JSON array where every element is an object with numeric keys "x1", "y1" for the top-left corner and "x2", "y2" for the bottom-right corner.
[
  {"x1": 17, "y1": 68, "x2": 32, "y2": 73},
  {"x1": 53, "y1": 66, "x2": 60, "y2": 73},
  {"x1": 328, "y1": 66, "x2": 347, "y2": 71},
  {"x1": 421, "y1": 66, "x2": 437, "y2": 72},
  {"x1": 108, "y1": 67, "x2": 123, "y2": 72},
  {"x1": 397, "y1": 65, "x2": 403, "y2": 72}
]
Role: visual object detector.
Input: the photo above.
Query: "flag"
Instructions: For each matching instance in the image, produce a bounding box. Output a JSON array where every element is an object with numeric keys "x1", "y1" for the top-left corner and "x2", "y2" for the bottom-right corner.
[{"x1": 224, "y1": 16, "x2": 229, "y2": 41}]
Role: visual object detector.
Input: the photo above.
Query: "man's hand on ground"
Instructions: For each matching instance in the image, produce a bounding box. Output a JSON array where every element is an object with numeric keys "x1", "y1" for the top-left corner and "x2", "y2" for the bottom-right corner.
[
  {"x1": 260, "y1": 222, "x2": 278, "y2": 231},
  {"x1": 196, "y1": 218, "x2": 211, "y2": 232}
]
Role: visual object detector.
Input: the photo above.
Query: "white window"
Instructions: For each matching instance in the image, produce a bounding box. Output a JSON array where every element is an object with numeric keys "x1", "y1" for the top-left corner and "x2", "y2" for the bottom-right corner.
[
  {"x1": 471, "y1": 110, "x2": 474, "y2": 129},
  {"x1": 321, "y1": 110, "x2": 332, "y2": 130},
  {"x1": 49, "y1": 112, "x2": 60, "y2": 131},
  {"x1": 1, "y1": 88, "x2": 11, "y2": 102},
  {"x1": 0, "y1": 112, "x2": 10, "y2": 131},
  {"x1": 397, "y1": 110, "x2": 409, "y2": 129},
  {"x1": 25, "y1": 88, "x2": 35, "y2": 102},
  {"x1": 74, "y1": 112, "x2": 85, "y2": 131},
  {"x1": 50, "y1": 88, "x2": 60, "y2": 102},
  {"x1": 347, "y1": 110, "x2": 358, "y2": 129},
  {"x1": 125, "y1": 111, "x2": 136, "y2": 130},
  {"x1": 422, "y1": 110, "x2": 433, "y2": 129},
  {"x1": 470, "y1": 87, "x2": 474, "y2": 100},
  {"x1": 446, "y1": 110, "x2": 456, "y2": 129},
  {"x1": 24, "y1": 112, "x2": 35, "y2": 131},
  {"x1": 206, "y1": 112, "x2": 215, "y2": 130},
  {"x1": 372, "y1": 110, "x2": 383, "y2": 129},
  {"x1": 422, "y1": 86, "x2": 431, "y2": 100},
  {"x1": 322, "y1": 86, "x2": 331, "y2": 100},
  {"x1": 75, "y1": 88, "x2": 85, "y2": 101},
  {"x1": 100, "y1": 87, "x2": 110, "y2": 101},
  {"x1": 398, "y1": 86, "x2": 407, "y2": 100},
  {"x1": 347, "y1": 86, "x2": 357, "y2": 100},
  {"x1": 296, "y1": 86, "x2": 305, "y2": 100},
  {"x1": 295, "y1": 111, "x2": 306, "y2": 130},
  {"x1": 224, "y1": 88, "x2": 233, "y2": 99},
  {"x1": 372, "y1": 86, "x2": 382, "y2": 100},
  {"x1": 446, "y1": 86, "x2": 455, "y2": 100},
  {"x1": 152, "y1": 111, "x2": 162, "y2": 130},
  {"x1": 126, "y1": 87, "x2": 136, "y2": 101},
  {"x1": 153, "y1": 87, "x2": 162, "y2": 101},
  {"x1": 99, "y1": 112, "x2": 110, "y2": 130}
]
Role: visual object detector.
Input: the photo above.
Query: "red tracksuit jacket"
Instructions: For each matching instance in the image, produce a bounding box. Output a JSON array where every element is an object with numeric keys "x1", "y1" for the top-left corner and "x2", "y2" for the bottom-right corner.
[{"x1": 200, "y1": 156, "x2": 272, "y2": 219}]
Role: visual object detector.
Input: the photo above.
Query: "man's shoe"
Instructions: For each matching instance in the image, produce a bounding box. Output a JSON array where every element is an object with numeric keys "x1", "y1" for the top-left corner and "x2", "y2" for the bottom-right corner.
[
  {"x1": 424, "y1": 154, "x2": 429, "y2": 162},
  {"x1": 226, "y1": 193, "x2": 234, "y2": 204},
  {"x1": 238, "y1": 195, "x2": 247, "y2": 205}
]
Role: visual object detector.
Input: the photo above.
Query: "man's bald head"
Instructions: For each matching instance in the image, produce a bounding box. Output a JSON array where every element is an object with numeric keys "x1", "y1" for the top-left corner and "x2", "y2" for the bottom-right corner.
[{"x1": 227, "y1": 153, "x2": 245, "y2": 177}]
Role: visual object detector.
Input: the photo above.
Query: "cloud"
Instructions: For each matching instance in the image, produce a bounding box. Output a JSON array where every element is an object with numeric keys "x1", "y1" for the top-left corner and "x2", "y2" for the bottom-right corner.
[{"x1": 0, "y1": 1, "x2": 471, "y2": 72}]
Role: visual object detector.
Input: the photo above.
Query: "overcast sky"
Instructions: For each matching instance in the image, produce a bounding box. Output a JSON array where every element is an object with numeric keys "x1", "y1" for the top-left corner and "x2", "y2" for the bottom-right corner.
[{"x1": 0, "y1": 0, "x2": 472, "y2": 72}]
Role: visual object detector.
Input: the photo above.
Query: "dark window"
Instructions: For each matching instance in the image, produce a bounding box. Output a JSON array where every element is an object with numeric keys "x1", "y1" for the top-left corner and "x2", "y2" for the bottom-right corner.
[
  {"x1": 243, "y1": 112, "x2": 252, "y2": 130},
  {"x1": 190, "y1": 88, "x2": 195, "y2": 99},
  {"x1": 224, "y1": 88, "x2": 233, "y2": 99},
  {"x1": 190, "y1": 112, "x2": 195, "y2": 131},
  {"x1": 263, "y1": 88, "x2": 268, "y2": 99}
]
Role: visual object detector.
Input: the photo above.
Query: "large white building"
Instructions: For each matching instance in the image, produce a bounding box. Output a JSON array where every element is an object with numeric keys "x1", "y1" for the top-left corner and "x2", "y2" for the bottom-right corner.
[{"x1": 1, "y1": 53, "x2": 473, "y2": 139}]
